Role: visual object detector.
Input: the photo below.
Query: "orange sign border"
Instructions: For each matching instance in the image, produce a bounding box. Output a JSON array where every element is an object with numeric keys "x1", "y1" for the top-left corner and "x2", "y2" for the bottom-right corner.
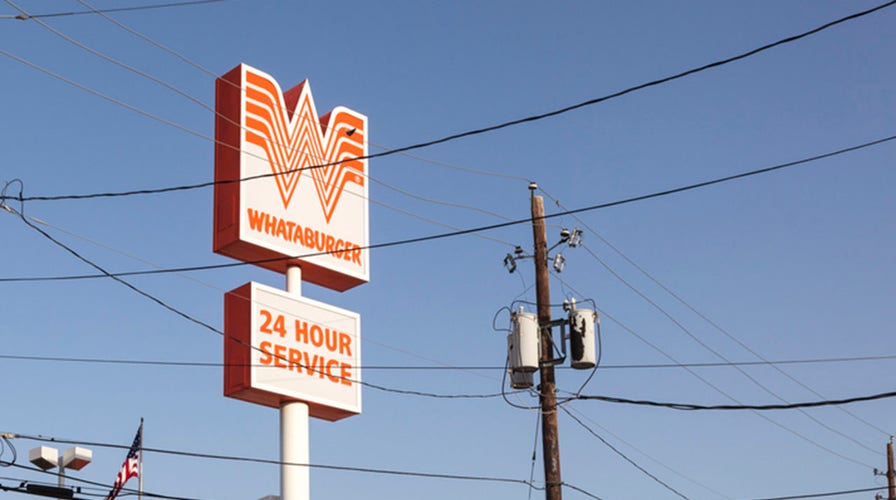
[
  {"x1": 213, "y1": 64, "x2": 369, "y2": 291},
  {"x1": 224, "y1": 282, "x2": 361, "y2": 421}
]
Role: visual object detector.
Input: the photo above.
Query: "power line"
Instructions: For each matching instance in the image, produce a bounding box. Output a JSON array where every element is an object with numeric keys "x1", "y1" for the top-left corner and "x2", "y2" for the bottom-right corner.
[
  {"x1": 4, "y1": 352, "x2": 895, "y2": 370},
  {"x1": 748, "y1": 486, "x2": 883, "y2": 500},
  {"x1": 0, "y1": 200, "x2": 518, "y2": 401},
  {"x1": 75, "y1": 0, "x2": 532, "y2": 190},
  {"x1": 561, "y1": 407, "x2": 732, "y2": 499},
  {"x1": 0, "y1": 0, "x2": 229, "y2": 20},
  {"x1": 0, "y1": 19, "x2": 517, "y2": 250},
  {"x1": 574, "y1": 389, "x2": 896, "y2": 411},
  {"x1": 4, "y1": 462, "x2": 203, "y2": 500},
  {"x1": 560, "y1": 406, "x2": 689, "y2": 499},
  {"x1": 8, "y1": 433, "x2": 551, "y2": 491},
  {"x1": 3, "y1": 131, "x2": 894, "y2": 284},
  {"x1": 0, "y1": 209, "x2": 508, "y2": 388},
  {"x1": 2, "y1": 1, "x2": 893, "y2": 203},
  {"x1": 551, "y1": 274, "x2": 875, "y2": 469},
  {"x1": 570, "y1": 240, "x2": 879, "y2": 455},
  {"x1": 540, "y1": 186, "x2": 894, "y2": 439}
]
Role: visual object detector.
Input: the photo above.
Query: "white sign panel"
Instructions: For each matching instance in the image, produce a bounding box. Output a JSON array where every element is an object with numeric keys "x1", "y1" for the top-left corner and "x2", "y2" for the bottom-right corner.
[
  {"x1": 224, "y1": 281, "x2": 361, "y2": 421},
  {"x1": 214, "y1": 63, "x2": 369, "y2": 291}
]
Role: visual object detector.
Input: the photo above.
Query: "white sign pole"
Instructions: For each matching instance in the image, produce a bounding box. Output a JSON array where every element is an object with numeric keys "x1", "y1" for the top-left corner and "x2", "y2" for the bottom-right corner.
[{"x1": 282, "y1": 265, "x2": 310, "y2": 500}]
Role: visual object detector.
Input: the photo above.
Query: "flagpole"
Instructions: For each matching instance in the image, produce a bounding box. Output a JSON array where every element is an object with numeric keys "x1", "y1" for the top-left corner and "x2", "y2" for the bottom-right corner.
[{"x1": 138, "y1": 418, "x2": 143, "y2": 500}]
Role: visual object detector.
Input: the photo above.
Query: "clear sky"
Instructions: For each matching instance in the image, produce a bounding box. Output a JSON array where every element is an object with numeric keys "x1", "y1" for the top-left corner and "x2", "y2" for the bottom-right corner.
[{"x1": 1, "y1": 1, "x2": 894, "y2": 499}]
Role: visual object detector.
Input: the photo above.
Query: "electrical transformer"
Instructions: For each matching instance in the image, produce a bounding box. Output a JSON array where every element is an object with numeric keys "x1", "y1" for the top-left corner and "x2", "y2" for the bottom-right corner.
[
  {"x1": 569, "y1": 308, "x2": 597, "y2": 369},
  {"x1": 508, "y1": 308, "x2": 539, "y2": 373}
]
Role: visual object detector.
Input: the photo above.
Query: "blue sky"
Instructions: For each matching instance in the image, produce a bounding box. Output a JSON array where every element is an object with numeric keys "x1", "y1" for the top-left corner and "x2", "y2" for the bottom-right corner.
[{"x1": 1, "y1": 1, "x2": 895, "y2": 499}]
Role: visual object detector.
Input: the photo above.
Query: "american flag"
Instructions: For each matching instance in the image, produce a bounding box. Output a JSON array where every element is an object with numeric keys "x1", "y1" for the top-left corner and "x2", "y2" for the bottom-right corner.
[{"x1": 105, "y1": 421, "x2": 142, "y2": 500}]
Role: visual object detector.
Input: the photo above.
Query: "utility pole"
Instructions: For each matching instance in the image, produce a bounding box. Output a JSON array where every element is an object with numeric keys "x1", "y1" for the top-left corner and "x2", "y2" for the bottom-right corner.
[
  {"x1": 530, "y1": 183, "x2": 562, "y2": 500},
  {"x1": 888, "y1": 437, "x2": 895, "y2": 500}
]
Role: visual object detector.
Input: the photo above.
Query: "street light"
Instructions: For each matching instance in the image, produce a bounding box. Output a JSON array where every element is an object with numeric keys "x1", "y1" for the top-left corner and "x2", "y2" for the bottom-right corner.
[{"x1": 28, "y1": 446, "x2": 92, "y2": 497}]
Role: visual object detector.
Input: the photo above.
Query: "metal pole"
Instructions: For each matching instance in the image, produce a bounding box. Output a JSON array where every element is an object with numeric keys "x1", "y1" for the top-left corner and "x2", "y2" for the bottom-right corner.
[
  {"x1": 282, "y1": 265, "x2": 310, "y2": 500},
  {"x1": 57, "y1": 461, "x2": 65, "y2": 500},
  {"x1": 888, "y1": 437, "x2": 894, "y2": 500},
  {"x1": 139, "y1": 419, "x2": 143, "y2": 500},
  {"x1": 530, "y1": 185, "x2": 562, "y2": 500}
]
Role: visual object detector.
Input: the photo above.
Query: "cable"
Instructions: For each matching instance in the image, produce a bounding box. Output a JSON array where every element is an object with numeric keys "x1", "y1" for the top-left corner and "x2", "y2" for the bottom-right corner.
[
  {"x1": 3, "y1": 209, "x2": 509, "y2": 387},
  {"x1": 560, "y1": 406, "x2": 690, "y2": 499},
  {"x1": 563, "y1": 407, "x2": 733, "y2": 498},
  {"x1": 2, "y1": 1, "x2": 522, "y2": 233},
  {"x1": 1, "y1": 197, "x2": 519, "y2": 401},
  {"x1": 0, "y1": 27, "x2": 517, "y2": 250},
  {"x1": 526, "y1": 411, "x2": 541, "y2": 500},
  {"x1": 72, "y1": 0, "x2": 225, "y2": 79},
  {"x1": 540, "y1": 186, "x2": 894, "y2": 438},
  {"x1": 570, "y1": 241, "x2": 879, "y2": 455},
  {"x1": 561, "y1": 482, "x2": 604, "y2": 500},
  {"x1": 3, "y1": 131, "x2": 894, "y2": 285},
  {"x1": 0, "y1": 435, "x2": 15, "y2": 466},
  {"x1": 575, "y1": 389, "x2": 896, "y2": 411},
  {"x1": 551, "y1": 274, "x2": 875, "y2": 469},
  {"x1": 0, "y1": 0, "x2": 228, "y2": 20},
  {"x1": 4, "y1": 352, "x2": 896, "y2": 370},
  {"x1": 9, "y1": 434, "x2": 546, "y2": 491},
  {"x1": 75, "y1": 0, "x2": 533, "y2": 194},
  {"x1": 2, "y1": 1, "x2": 893, "y2": 203},
  {"x1": 0, "y1": 12, "x2": 519, "y2": 254},
  {"x1": 4, "y1": 462, "x2": 203, "y2": 500},
  {"x1": 748, "y1": 486, "x2": 883, "y2": 500}
]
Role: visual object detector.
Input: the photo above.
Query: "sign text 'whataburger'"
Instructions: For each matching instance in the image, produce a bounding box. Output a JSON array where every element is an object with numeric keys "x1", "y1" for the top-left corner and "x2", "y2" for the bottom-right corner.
[{"x1": 213, "y1": 63, "x2": 369, "y2": 291}]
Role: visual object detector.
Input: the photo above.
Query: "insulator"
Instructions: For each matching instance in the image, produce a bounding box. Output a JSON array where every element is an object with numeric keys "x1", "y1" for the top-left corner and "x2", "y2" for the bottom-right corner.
[
  {"x1": 508, "y1": 310, "x2": 539, "y2": 373},
  {"x1": 503, "y1": 253, "x2": 517, "y2": 273},
  {"x1": 569, "y1": 308, "x2": 597, "y2": 369},
  {"x1": 553, "y1": 253, "x2": 565, "y2": 273}
]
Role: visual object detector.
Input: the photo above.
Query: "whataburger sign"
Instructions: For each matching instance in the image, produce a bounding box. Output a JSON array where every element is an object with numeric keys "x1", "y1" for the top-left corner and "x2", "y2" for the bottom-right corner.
[
  {"x1": 215, "y1": 63, "x2": 367, "y2": 421},
  {"x1": 214, "y1": 63, "x2": 369, "y2": 291},
  {"x1": 224, "y1": 282, "x2": 361, "y2": 421}
]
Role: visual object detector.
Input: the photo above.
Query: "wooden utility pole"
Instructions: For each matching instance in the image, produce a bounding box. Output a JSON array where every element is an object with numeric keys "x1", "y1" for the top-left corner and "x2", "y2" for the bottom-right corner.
[
  {"x1": 530, "y1": 184, "x2": 562, "y2": 500},
  {"x1": 888, "y1": 437, "x2": 895, "y2": 500}
]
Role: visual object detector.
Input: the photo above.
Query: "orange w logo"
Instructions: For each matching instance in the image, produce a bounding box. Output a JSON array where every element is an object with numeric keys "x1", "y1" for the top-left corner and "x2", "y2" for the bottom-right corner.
[{"x1": 242, "y1": 68, "x2": 365, "y2": 223}]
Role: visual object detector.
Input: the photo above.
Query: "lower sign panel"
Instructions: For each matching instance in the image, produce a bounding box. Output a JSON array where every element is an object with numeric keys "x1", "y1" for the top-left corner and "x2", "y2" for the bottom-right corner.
[{"x1": 224, "y1": 281, "x2": 361, "y2": 421}]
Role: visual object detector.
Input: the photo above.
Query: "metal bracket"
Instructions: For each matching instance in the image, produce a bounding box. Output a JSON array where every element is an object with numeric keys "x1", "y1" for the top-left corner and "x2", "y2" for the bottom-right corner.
[{"x1": 539, "y1": 318, "x2": 568, "y2": 366}]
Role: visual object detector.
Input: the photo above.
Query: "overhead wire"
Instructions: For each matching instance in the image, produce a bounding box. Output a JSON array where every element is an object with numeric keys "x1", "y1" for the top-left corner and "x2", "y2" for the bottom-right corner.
[
  {"x1": 575, "y1": 389, "x2": 896, "y2": 411},
  {"x1": 560, "y1": 406, "x2": 690, "y2": 499},
  {"x1": 550, "y1": 273, "x2": 875, "y2": 469},
  {"x1": 0, "y1": 435, "x2": 15, "y2": 467},
  {"x1": 4, "y1": 352, "x2": 896, "y2": 371},
  {"x1": 541, "y1": 187, "x2": 894, "y2": 439},
  {"x1": 2, "y1": 206, "x2": 509, "y2": 386},
  {"x1": 75, "y1": 0, "x2": 534, "y2": 192},
  {"x1": 68, "y1": 0, "x2": 530, "y2": 220},
  {"x1": 1, "y1": 1, "x2": 894, "y2": 203},
  {"x1": 561, "y1": 482, "x2": 604, "y2": 500},
  {"x1": 561, "y1": 407, "x2": 732, "y2": 499},
  {"x1": 0, "y1": 194, "x2": 519, "y2": 401},
  {"x1": 748, "y1": 486, "x2": 883, "y2": 500},
  {"x1": 0, "y1": 0, "x2": 229, "y2": 20},
  {"x1": 568, "y1": 239, "x2": 879, "y2": 455},
  {"x1": 7, "y1": 433, "x2": 560, "y2": 493},
  {"x1": 2, "y1": 131, "x2": 894, "y2": 285},
  {"x1": 4, "y1": 0, "x2": 516, "y2": 222},
  {"x1": 526, "y1": 411, "x2": 541, "y2": 500},
  {"x1": 5, "y1": 462, "x2": 204, "y2": 500},
  {"x1": 0, "y1": 15, "x2": 518, "y2": 250},
  {"x1": 1, "y1": 3, "x2": 888, "y2": 496}
]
